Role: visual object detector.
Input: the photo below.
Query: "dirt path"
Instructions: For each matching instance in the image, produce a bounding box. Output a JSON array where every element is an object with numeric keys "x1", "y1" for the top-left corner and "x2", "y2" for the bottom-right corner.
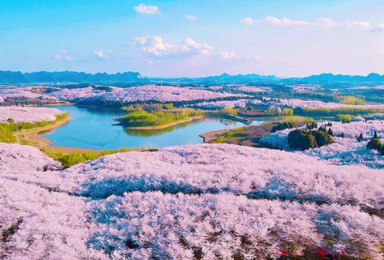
[
  {"x1": 200, "y1": 129, "x2": 230, "y2": 143},
  {"x1": 200, "y1": 123, "x2": 306, "y2": 148},
  {"x1": 200, "y1": 124, "x2": 275, "y2": 147}
]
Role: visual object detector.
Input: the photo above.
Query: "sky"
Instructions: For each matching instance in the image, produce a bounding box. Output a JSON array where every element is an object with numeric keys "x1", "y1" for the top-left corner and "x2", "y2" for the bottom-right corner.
[{"x1": 1, "y1": 0, "x2": 384, "y2": 77}]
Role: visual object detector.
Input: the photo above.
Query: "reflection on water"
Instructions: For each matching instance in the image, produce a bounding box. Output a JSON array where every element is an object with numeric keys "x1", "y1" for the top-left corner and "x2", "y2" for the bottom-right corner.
[{"x1": 43, "y1": 105, "x2": 265, "y2": 150}]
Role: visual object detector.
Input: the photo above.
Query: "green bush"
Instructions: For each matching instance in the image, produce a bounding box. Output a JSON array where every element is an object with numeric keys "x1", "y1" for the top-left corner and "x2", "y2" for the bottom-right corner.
[
  {"x1": 264, "y1": 108, "x2": 294, "y2": 117},
  {"x1": 339, "y1": 96, "x2": 366, "y2": 105},
  {"x1": 0, "y1": 125, "x2": 17, "y2": 143},
  {"x1": 271, "y1": 122, "x2": 297, "y2": 133},
  {"x1": 288, "y1": 129, "x2": 334, "y2": 151},
  {"x1": 281, "y1": 108, "x2": 294, "y2": 116},
  {"x1": 301, "y1": 107, "x2": 384, "y2": 116},
  {"x1": 312, "y1": 130, "x2": 334, "y2": 147},
  {"x1": 336, "y1": 114, "x2": 354, "y2": 123},
  {"x1": 306, "y1": 122, "x2": 318, "y2": 130},
  {"x1": 367, "y1": 138, "x2": 382, "y2": 151},
  {"x1": 162, "y1": 103, "x2": 174, "y2": 110},
  {"x1": 288, "y1": 129, "x2": 318, "y2": 151},
  {"x1": 0, "y1": 113, "x2": 68, "y2": 144},
  {"x1": 211, "y1": 127, "x2": 246, "y2": 144},
  {"x1": 45, "y1": 147, "x2": 157, "y2": 167},
  {"x1": 220, "y1": 107, "x2": 238, "y2": 116}
]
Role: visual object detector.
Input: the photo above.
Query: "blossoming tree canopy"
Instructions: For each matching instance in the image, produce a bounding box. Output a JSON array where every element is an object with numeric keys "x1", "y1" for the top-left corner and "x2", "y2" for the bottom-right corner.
[
  {"x1": 0, "y1": 107, "x2": 66, "y2": 123},
  {"x1": 2, "y1": 142, "x2": 384, "y2": 259}
]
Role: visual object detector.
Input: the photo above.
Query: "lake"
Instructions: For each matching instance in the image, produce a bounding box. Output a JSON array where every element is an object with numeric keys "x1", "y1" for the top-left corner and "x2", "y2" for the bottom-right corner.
[{"x1": 43, "y1": 105, "x2": 265, "y2": 150}]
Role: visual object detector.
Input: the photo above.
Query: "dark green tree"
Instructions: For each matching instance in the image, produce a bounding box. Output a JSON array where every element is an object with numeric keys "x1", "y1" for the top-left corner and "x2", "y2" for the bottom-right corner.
[
  {"x1": 367, "y1": 138, "x2": 382, "y2": 151},
  {"x1": 288, "y1": 129, "x2": 318, "y2": 151},
  {"x1": 312, "y1": 130, "x2": 335, "y2": 147},
  {"x1": 318, "y1": 126, "x2": 326, "y2": 132},
  {"x1": 358, "y1": 133, "x2": 363, "y2": 141},
  {"x1": 271, "y1": 121, "x2": 297, "y2": 133},
  {"x1": 374, "y1": 131, "x2": 378, "y2": 139},
  {"x1": 341, "y1": 132, "x2": 345, "y2": 138},
  {"x1": 327, "y1": 128, "x2": 334, "y2": 136}
]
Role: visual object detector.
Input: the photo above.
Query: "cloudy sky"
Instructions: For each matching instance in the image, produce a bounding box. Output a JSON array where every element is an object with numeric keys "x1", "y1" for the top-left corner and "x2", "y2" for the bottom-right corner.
[{"x1": 1, "y1": 0, "x2": 384, "y2": 77}]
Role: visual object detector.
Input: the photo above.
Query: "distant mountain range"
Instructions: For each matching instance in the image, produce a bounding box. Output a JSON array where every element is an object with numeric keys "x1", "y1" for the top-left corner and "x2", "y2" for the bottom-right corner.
[
  {"x1": 0, "y1": 71, "x2": 142, "y2": 84},
  {"x1": 1, "y1": 71, "x2": 384, "y2": 85},
  {"x1": 188, "y1": 73, "x2": 384, "y2": 84},
  {"x1": 303, "y1": 73, "x2": 384, "y2": 83},
  {"x1": 201, "y1": 73, "x2": 278, "y2": 82},
  {"x1": 203, "y1": 73, "x2": 384, "y2": 83}
]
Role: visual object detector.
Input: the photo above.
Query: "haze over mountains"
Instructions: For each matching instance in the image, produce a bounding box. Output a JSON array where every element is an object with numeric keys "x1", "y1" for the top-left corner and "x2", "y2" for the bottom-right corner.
[{"x1": 1, "y1": 71, "x2": 384, "y2": 85}]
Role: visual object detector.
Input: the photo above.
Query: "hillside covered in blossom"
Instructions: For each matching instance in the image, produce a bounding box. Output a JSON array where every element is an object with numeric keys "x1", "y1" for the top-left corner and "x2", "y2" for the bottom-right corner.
[
  {"x1": 0, "y1": 85, "x2": 247, "y2": 107},
  {"x1": 77, "y1": 85, "x2": 245, "y2": 104},
  {"x1": 2, "y1": 141, "x2": 384, "y2": 259},
  {"x1": 260, "y1": 120, "x2": 384, "y2": 169},
  {"x1": 2, "y1": 83, "x2": 384, "y2": 259},
  {"x1": 192, "y1": 99, "x2": 263, "y2": 109},
  {"x1": 268, "y1": 98, "x2": 384, "y2": 109},
  {"x1": 5, "y1": 0, "x2": 384, "y2": 257},
  {"x1": 0, "y1": 107, "x2": 66, "y2": 123}
]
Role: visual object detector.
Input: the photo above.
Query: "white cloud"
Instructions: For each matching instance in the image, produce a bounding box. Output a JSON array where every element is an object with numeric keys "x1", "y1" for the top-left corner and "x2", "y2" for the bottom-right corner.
[
  {"x1": 64, "y1": 56, "x2": 73, "y2": 62},
  {"x1": 185, "y1": 15, "x2": 198, "y2": 20},
  {"x1": 246, "y1": 55, "x2": 265, "y2": 62},
  {"x1": 318, "y1": 18, "x2": 371, "y2": 29},
  {"x1": 257, "y1": 16, "x2": 311, "y2": 26},
  {"x1": 316, "y1": 18, "x2": 335, "y2": 28},
  {"x1": 94, "y1": 50, "x2": 108, "y2": 60},
  {"x1": 218, "y1": 50, "x2": 239, "y2": 60},
  {"x1": 199, "y1": 50, "x2": 210, "y2": 55},
  {"x1": 240, "y1": 17, "x2": 253, "y2": 26},
  {"x1": 135, "y1": 36, "x2": 212, "y2": 57},
  {"x1": 217, "y1": 51, "x2": 265, "y2": 63},
  {"x1": 53, "y1": 53, "x2": 73, "y2": 61},
  {"x1": 257, "y1": 16, "x2": 371, "y2": 30},
  {"x1": 352, "y1": 21, "x2": 370, "y2": 28},
  {"x1": 144, "y1": 59, "x2": 154, "y2": 65},
  {"x1": 135, "y1": 37, "x2": 147, "y2": 45},
  {"x1": 184, "y1": 37, "x2": 213, "y2": 50},
  {"x1": 370, "y1": 24, "x2": 384, "y2": 33},
  {"x1": 134, "y1": 4, "x2": 159, "y2": 14},
  {"x1": 135, "y1": 36, "x2": 177, "y2": 56}
]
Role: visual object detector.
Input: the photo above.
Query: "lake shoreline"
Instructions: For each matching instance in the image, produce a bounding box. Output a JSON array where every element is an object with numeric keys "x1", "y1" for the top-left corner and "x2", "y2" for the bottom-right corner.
[
  {"x1": 18, "y1": 105, "x2": 267, "y2": 152},
  {"x1": 199, "y1": 129, "x2": 230, "y2": 143},
  {"x1": 15, "y1": 116, "x2": 110, "y2": 154},
  {"x1": 119, "y1": 116, "x2": 206, "y2": 130}
]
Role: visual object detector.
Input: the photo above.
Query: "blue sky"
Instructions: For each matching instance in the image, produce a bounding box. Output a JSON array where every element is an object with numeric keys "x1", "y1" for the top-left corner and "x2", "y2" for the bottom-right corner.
[{"x1": 1, "y1": 0, "x2": 384, "y2": 77}]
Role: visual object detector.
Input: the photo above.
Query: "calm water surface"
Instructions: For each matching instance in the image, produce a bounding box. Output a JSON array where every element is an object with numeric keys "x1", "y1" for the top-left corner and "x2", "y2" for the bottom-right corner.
[{"x1": 43, "y1": 105, "x2": 264, "y2": 150}]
